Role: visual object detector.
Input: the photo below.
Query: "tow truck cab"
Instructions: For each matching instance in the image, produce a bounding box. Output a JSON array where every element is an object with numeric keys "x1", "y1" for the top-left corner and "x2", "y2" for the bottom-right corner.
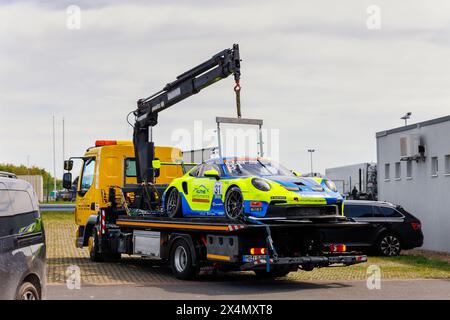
[{"x1": 65, "y1": 140, "x2": 194, "y2": 245}]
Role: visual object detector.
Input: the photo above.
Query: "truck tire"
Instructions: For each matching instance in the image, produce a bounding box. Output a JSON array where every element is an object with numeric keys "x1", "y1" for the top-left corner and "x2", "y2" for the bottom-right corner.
[
  {"x1": 88, "y1": 231, "x2": 104, "y2": 262},
  {"x1": 224, "y1": 187, "x2": 244, "y2": 220},
  {"x1": 165, "y1": 187, "x2": 182, "y2": 218},
  {"x1": 170, "y1": 239, "x2": 198, "y2": 280},
  {"x1": 16, "y1": 281, "x2": 40, "y2": 300},
  {"x1": 254, "y1": 267, "x2": 291, "y2": 278},
  {"x1": 88, "y1": 229, "x2": 121, "y2": 262}
]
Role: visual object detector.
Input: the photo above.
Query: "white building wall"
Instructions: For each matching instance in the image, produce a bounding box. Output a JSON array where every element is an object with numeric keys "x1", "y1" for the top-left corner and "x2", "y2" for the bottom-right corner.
[{"x1": 377, "y1": 116, "x2": 450, "y2": 252}]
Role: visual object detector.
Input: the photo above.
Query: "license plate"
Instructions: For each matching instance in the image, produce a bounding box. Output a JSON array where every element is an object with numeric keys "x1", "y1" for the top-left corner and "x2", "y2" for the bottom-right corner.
[{"x1": 243, "y1": 255, "x2": 266, "y2": 262}]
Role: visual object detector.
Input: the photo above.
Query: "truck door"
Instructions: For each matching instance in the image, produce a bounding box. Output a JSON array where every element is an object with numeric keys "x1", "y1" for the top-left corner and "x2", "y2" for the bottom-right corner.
[
  {"x1": 189, "y1": 163, "x2": 224, "y2": 215},
  {"x1": 75, "y1": 157, "x2": 97, "y2": 225}
]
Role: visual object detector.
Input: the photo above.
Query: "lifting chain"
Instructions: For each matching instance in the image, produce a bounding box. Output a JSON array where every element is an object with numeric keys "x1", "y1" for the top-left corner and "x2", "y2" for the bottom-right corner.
[{"x1": 234, "y1": 80, "x2": 242, "y2": 118}]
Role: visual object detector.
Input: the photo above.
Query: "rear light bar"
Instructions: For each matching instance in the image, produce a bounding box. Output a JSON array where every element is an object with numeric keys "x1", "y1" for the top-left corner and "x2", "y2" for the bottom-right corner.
[
  {"x1": 95, "y1": 140, "x2": 117, "y2": 147},
  {"x1": 411, "y1": 222, "x2": 421, "y2": 230},
  {"x1": 250, "y1": 247, "x2": 267, "y2": 255},
  {"x1": 329, "y1": 244, "x2": 347, "y2": 253}
]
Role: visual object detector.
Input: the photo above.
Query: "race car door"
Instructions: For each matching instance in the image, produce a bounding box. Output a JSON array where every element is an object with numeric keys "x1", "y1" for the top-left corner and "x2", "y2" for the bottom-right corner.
[{"x1": 189, "y1": 163, "x2": 224, "y2": 215}]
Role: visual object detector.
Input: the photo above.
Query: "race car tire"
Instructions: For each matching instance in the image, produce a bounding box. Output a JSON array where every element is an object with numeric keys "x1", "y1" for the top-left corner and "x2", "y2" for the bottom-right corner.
[
  {"x1": 224, "y1": 186, "x2": 244, "y2": 220},
  {"x1": 166, "y1": 187, "x2": 182, "y2": 218}
]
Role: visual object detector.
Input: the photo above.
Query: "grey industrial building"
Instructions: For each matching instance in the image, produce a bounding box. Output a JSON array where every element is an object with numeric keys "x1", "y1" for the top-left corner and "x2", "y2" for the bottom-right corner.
[{"x1": 376, "y1": 115, "x2": 450, "y2": 252}]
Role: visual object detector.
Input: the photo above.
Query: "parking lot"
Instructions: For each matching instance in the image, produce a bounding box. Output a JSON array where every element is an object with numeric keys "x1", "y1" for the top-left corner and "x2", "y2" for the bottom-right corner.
[{"x1": 43, "y1": 212, "x2": 450, "y2": 299}]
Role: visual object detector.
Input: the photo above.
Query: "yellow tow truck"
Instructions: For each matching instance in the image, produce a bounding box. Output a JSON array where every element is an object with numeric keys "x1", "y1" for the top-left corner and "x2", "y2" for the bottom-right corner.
[{"x1": 64, "y1": 140, "x2": 195, "y2": 248}]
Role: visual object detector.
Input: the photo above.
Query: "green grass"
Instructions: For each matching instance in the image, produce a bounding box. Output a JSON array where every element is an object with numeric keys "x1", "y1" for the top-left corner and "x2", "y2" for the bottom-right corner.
[{"x1": 41, "y1": 211, "x2": 74, "y2": 223}]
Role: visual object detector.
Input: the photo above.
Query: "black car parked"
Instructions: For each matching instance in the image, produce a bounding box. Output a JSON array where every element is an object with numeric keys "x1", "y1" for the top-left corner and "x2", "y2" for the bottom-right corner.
[
  {"x1": 0, "y1": 172, "x2": 46, "y2": 300},
  {"x1": 322, "y1": 200, "x2": 423, "y2": 256}
]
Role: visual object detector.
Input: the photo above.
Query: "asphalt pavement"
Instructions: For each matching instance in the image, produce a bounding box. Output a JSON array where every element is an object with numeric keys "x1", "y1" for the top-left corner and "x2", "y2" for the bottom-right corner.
[{"x1": 47, "y1": 278, "x2": 450, "y2": 300}]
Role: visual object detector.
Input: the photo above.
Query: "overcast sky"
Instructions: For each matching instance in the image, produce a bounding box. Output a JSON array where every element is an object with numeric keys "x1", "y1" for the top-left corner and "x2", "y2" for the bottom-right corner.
[{"x1": 1, "y1": 0, "x2": 450, "y2": 178}]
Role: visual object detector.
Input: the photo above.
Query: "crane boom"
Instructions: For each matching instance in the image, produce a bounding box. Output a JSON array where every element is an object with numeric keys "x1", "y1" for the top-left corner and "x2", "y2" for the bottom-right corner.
[{"x1": 132, "y1": 44, "x2": 241, "y2": 208}]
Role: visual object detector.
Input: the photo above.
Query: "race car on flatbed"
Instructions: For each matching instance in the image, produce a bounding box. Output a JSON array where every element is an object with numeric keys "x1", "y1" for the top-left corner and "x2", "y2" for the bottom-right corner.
[{"x1": 163, "y1": 157, "x2": 344, "y2": 220}]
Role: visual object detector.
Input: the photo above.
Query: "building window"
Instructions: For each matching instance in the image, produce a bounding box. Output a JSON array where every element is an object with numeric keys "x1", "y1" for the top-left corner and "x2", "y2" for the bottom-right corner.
[
  {"x1": 445, "y1": 155, "x2": 450, "y2": 175},
  {"x1": 431, "y1": 157, "x2": 439, "y2": 176},
  {"x1": 385, "y1": 163, "x2": 390, "y2": 181},
  {"x1": 395, "y1": 162, "x2": 401, "y2": 180},
  {"x1": 406, "y1": 160, "x2": 412, "y2": 178}
]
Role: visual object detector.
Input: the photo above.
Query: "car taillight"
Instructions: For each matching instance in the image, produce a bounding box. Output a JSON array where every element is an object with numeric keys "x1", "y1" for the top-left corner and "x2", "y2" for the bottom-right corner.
[
  {"x1": 411, "y1": 222, "x2": 421, "y2": 230},
  {"x1": 250, "y1": 247, "x2": 267, "y2": 255},
  {"x1": 329, "y1": 244, "x2": 346, "y2": 253}
]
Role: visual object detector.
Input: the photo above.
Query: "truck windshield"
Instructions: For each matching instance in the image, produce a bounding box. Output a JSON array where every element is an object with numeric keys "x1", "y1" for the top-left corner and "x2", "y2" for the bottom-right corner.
[{"x1": 225, "y1": 159, "x2": 294, "y2": 177}]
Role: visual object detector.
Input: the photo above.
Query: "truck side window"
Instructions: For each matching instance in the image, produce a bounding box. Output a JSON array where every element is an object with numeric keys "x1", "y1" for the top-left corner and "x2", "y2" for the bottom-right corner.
[
  {"x1": 125, "y1": 158, "x2": 137, "y2": 177},
  {"x1": 80, "y1": 158, "x2": 96, "y2": 193}
]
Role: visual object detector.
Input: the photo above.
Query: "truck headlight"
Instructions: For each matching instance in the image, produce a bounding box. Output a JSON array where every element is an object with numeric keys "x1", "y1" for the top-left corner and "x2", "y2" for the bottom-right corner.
[
  {"x1": 325, "y1": 179, "x2": 337, "y2": 193},
  {"x1": 251, "y1": 178, "x2": 271, "y2": 191}
]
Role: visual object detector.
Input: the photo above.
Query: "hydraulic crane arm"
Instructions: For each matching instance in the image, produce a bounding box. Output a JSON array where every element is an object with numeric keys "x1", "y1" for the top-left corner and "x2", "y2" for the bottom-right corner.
[{"x1": 132, "y1": 44, "x2": 241, "y2": 196}]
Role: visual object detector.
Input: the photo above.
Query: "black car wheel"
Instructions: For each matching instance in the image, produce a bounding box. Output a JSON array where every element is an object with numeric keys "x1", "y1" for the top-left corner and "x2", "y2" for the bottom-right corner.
[
  {"x1": 378, "y1": 234, "x2": 401, "y2": 256},
  {"x1": 224, "y1": 187, "x2": 244, "y2": 220},
  {"x1": 16, "y1": 282, "x2": 40, "y2": 300},
  {"x1": 170, "y1": 239, "x2": 198, "y2": 280},
  {"x1": 166, "y1": 188, "x2": 181, "y2": 218}
]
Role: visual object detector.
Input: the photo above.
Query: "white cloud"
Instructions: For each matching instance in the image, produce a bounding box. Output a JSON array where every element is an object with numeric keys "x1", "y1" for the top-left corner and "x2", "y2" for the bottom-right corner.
[{"x1": 1, "y1": 0, "x2": 450, "y2": 178}]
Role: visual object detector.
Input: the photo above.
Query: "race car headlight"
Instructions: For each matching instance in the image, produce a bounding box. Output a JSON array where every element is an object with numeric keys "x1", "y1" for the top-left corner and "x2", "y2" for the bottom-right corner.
[
  {"x1": 325, "y1": 179, "x2": 338, "y2": 193},
  {"x1": 251, "y1": 178, "x2": 271, "y2": 191}
]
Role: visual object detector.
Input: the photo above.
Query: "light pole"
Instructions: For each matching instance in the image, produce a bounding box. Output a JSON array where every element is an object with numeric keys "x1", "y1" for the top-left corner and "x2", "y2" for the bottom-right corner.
[
  {"x1": 401, "y1": 112, "x2": 412, "y2": 126},
  {"x1": 307, "y1": 149, "x2": 315, "y2": 176}
]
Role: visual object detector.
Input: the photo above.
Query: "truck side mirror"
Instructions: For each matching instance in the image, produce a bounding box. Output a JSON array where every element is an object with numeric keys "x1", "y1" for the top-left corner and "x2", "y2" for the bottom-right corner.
[
  {"x1": 63, "y1": 172, "x2": 72, "y2": 190},
  {"x1": 152, "y1": 159, "x2": 161, "y2": 178},
  {"x1": 152, "y1": 159, "x2": 161, "y2": 169},
  {"x1": 64, "y1": 160, "x2": 73, "y2": 171}
]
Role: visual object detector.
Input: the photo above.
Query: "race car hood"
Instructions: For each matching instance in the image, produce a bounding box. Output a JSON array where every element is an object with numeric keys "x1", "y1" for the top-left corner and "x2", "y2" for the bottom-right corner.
[{"x1": 265, "y1": 175, "x2": 342, "y2": 200}]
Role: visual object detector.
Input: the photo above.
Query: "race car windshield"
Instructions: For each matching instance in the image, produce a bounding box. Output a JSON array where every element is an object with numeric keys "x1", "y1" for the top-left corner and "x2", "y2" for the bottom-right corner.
[{"x1": 225, "y1": 159, "x2": 294, "y2": 177}]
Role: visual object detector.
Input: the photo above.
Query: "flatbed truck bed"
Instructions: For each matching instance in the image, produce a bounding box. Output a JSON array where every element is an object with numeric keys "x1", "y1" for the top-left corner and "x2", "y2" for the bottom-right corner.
[{"x1": 81, "y1": 208, "x2": 368, "y2": 280}]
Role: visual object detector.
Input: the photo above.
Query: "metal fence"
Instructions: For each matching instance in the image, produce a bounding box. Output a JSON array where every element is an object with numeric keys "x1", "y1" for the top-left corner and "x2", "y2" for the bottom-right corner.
[{"x1": 39, "y1": 204, "x2": 76, "y2": 212}]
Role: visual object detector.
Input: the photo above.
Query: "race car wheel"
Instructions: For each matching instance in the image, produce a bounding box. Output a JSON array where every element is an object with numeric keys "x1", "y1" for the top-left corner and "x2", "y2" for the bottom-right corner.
[
  {"x1": 170, "y1": 239, "x2": 198, "y2": 280},
  {"x1": 166, "y1": 187, "x2": 181, "y2": 218},
  {"x1": 225, "y1": 187, "x2": 244, "y2": 220},
  {"x1": 378, "y1": 234, "x2": 401, "y2": 256}
]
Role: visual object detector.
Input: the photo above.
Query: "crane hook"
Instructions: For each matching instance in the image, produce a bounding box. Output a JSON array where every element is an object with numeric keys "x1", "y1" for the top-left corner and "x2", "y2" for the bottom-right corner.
[{"x1": 234, "y1": 80, "x2": 242, "y2": 118}]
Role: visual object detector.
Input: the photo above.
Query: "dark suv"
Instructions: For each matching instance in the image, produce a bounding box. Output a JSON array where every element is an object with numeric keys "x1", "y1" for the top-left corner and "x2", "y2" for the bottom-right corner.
[
  {"x1": 0, "y1": 172, "x2": 46, "y2": 300},
  {"x1": 322, "y1": 200, "x2": 423, "y2": 256}
]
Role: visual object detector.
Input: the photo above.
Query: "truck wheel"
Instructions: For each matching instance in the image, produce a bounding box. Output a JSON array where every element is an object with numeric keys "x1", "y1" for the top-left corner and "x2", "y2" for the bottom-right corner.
[
  {"x1": 88, "y1": 232, "x2": 104, "y2": 262},
  {"x1": 89, "y1": 230, "x2": 121, "y2": 262},
  {"x1": 170, "y1": 239, "x2": 198, "y2": 280},
  {"x1": 16, "y1": 282, "x2": 40, "y2": 300},
  {"x1": 166, "y1": 188, "x2": 181, "y2": 218},
  {"x1": 254, "y1": 267, "x2": 290, "y2": 278},
  {"x1": 377, "y1": 234, "x2": 401, "y2": 256},
  {"x1": 225, "y1": 187, "x2": 244, "y2": 220}
]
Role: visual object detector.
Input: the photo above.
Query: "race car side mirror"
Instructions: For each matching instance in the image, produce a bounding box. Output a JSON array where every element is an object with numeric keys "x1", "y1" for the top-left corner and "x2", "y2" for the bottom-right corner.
[{"x1": 204, "y1": 169, "x2": 220, "y2": 180}]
